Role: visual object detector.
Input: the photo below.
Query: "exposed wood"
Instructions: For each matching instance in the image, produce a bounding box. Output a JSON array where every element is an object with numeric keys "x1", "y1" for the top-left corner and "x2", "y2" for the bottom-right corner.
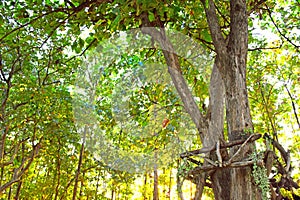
[
  {"x1": 188, "y1": 159, "x2": 259, "y2": 176},
  {"x1": 200, "y1": 0, "x2": 261, "y2": 198},
  {"x1": 180, "y1": 134, "x2": 261, "y2": 158}
]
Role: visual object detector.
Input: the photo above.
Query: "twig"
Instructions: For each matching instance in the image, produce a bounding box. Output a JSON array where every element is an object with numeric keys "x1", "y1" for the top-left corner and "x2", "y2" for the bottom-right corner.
[
  {"x1": 187, "y1": 158, "x2": 201, "y2": 165},
  {"x1": 0, "y1": 0, "x2": 112, "y2": 42},
  {"x1": 247, "y1": 0, "x2": 267, "y2": 15},
  {"x1": 285, "y1": 150, "x2": 290, "y2": 172},
  {"x1": 265, "y1": 5, "x2": 300, "y2": 50},
  {"x1": 64, "y1": 38, "x2": 97, "y2": 64},
  {"x1": 248, "y1": 42, "x2": 283, "y2": 51},
  {"x1": 284, "y1": 84, "x2": 300, "y2": 129},
  {"x1": 214, "y1": 1, "x2": 230, "y2": 25},
  {"x1": 225, "y1": 135, "x2": 255, "y2": 165},
  {"x1": 203, "y1": 157, "x2": 218, "y2": 167},
  {"x1": 0, "y1": 8, "x2": 67, "y2": 42}
]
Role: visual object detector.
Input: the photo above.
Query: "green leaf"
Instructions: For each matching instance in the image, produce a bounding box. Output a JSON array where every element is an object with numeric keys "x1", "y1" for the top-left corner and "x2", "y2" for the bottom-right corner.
[
  {"x1": 148, "y1": 11, "x2": 155, "y2": 22},
  {"x1": 111, "y1": 15, "x2": 121, "y2": 29}
]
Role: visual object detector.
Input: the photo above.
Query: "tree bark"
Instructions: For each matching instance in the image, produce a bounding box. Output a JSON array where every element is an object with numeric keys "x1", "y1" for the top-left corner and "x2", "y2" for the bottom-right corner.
[
  {"x1": 143, "y1": 173, "x2": 148, "y2": 200},
  {"x1": 54, "y1": 140, "x2": 61, "y2": 200},
  {"x1": 207, "y1": 61, "x2": 232, "y2": 200},
  {"x1": 202, "y1": 0, "x2": 262, "y2": 199},
  {"x1": 141, "y1": 0, "x2": 262, "y2": 197},
  {"x1": 153, "y1": 151, "x2": 159, "y2": 200},
  {"x1": 72, "y1": 126, "x2": 87, "y2": 200},
  {"x1": 14, "y1": 181, "x2": 22, "y2": 200},
  {"x1": 140, "y1": 27, "x2": 205, "y2": 134}
]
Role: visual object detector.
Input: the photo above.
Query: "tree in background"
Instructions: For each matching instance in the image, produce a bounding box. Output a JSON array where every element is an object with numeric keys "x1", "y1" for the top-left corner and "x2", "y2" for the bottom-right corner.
[{"x1": 0, "y1": 0, "x2": 299, "y2": 199}]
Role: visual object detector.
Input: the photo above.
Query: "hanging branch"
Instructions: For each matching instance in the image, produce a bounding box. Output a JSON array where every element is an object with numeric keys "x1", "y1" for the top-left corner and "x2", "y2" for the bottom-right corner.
[
  {"x1": 263, "y1": 133, "x2": 290, "y2": 165},
  {"x1": 248, "y1": 41, "x2": 283, "y2": 51},
  {"x1": 265, "y1": 5, "x2": 300, "y2": 50},
  {"x1": 284, "y1": 84, "x2": 300, "y2": 129}
]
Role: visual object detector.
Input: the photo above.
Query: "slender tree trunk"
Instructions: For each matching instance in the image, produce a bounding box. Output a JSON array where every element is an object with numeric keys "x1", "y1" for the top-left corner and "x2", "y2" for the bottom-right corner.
[
  {"x1": 176, "y1": 174, "x2": 184, "y2": 200},
  {"x1": 0, "y1": 167, "x2": 3, "y2": 187},
  {"x1": 143, "y1": 173, "x2": 147, "y2": 200},
  {"x1": 79, "y1": 171, "x2": 85, "y2": 197},
  {"x1": 94, "y1": 170, "x2": 101, "y2": 199},
  {"x1": 111, "y1": 189, "x2": 114, "y2": 200},
  {"x1": 54, "y1": 141, "x2": 61, "y2": 200},
  {"x1": 14, "y1": 181, "x2": 22, "y2": 200},
  {"x1": 72, "y1": 126, "x2": 87, "y2": 200},
  {"x1": 153, "y1": 151, "x2": 159, "y2": 200},
  {"x1": 168, "y1": 170, "x2": 171, "y2": 200},
  {"x1": 8, "y1": 186, "x2": 11, "y2": 200}
]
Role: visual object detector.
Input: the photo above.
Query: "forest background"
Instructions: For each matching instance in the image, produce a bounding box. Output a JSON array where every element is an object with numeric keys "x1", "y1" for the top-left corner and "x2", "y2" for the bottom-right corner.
[{"x1": 0, "y1": 0, "x2": 299, "y2": 199}]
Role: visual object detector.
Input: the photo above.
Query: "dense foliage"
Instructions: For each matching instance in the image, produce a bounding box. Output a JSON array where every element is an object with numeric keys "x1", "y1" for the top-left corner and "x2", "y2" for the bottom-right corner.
[{"x1": 0, "y1": 0, "x2": 299, "y2": 199}]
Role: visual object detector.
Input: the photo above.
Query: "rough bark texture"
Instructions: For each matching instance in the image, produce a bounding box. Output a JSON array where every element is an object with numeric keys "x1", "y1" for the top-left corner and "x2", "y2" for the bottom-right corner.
[
  {"x1": 202, "y1": 0, "x2": 261, "y2": 199},
  {"x1": 141, "y1": 27, "x2": 205, "y2": 133},
  {"x1": 206, "y1": 62, "x2": 231, "y2": 200},
  {"x1": 225, "y1": 1, "x2": 259, "y2": 199},
  {"x1": 141, "y1": 0, "x2": 262, "y2": 197}
]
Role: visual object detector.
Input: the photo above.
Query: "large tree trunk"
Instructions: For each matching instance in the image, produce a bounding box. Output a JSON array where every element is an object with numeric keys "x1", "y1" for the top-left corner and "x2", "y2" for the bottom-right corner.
[
  {"x1": 202, "y1": 0, "x2": 262, "y2": 199},
  {"x1": 141, "y1": 0, "x2": 262, "y2": 198}
]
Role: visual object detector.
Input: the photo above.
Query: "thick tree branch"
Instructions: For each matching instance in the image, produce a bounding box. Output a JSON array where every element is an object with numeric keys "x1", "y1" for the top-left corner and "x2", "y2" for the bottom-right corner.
[
  {"x1": 140, "y1": 26, "x2": 205, "y2": 132},
  {"x1": 0, "y1": 143, "x2": 41, "y2": 193},
  {"x1": 188, "y1": 159, "x2": 260, "y2": 176},
  {"x1": 228, "y1": 0, "x2": 248, "y2": 57},
  {"x1": 180, "y1": 134, "x2": 261, "y2": 158},
  {"x1": 200, "y1": 0, "x2": 227, "y2": 56}
]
